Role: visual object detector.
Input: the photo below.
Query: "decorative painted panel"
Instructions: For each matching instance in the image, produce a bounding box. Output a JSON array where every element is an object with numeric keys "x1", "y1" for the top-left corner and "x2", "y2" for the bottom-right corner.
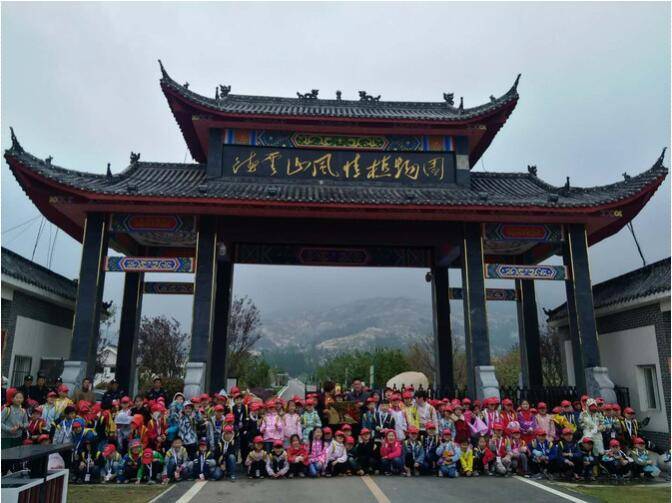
[
  {"x1": 235, "y1": 243, "x2": 431, "y2": 268},
  {"x1": 105, "y1": 256, "x2": 195, "y2": 273},
  {"x1": 485, "y1": 263, "x2": 567, "y2": 281},
  {"x1": 143, "y1": 282, "x2": 195, "y2": 295},
  {"x1": 224, "y1": 129, "x2": 454, "y2": 152},
  {"x1": 448, "y1": 287, "x2": 518, "y2": 301},
  {"x1": 483, "y1": 223, "x2": 563, "y2": 242},
  {"x1": 110, "y1": 214, "x2": 196, "y2": 233}
]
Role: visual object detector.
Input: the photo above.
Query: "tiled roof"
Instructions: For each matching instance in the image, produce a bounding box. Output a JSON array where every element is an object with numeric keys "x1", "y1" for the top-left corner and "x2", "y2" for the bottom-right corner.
[
  {"x1": 159, "y1": 61, "x2": 520, "y2": 122},
  {"x1": 547, "y1": 257, "x2": 671, "y2": 321},
  {"x1": 1, "y1": 247, "x2": 78, "y2": 301},
  {"x1": 4, "y1": 140, "x2": 667, "y2": 209}
]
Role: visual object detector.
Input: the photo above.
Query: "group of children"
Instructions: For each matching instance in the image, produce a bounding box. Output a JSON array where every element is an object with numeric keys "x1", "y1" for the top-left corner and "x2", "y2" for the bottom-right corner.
[{"x1": 1, "y1": 382, "x2": 662, "y2": 484}]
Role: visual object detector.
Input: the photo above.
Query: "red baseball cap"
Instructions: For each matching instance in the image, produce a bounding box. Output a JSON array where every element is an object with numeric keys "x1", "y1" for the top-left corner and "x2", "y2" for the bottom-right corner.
[
  {"x1": 142, "y1": 449, "x2": 154, "y2": 464},
  {"x1": 633, "y1": 437, "x2": 645, "y2": 445},
  {"x1": 407, "y1": 426, "x2": 419, "y2": 434},
  {"x1": 342, "y1": 424, "x2": 352, "y2": 431},
  {"x1": 441, "y1": 428, "x2": 453, "y2": 437},
  {"x1": 560, "y1": 400, "x2": 571, "y2": 407},
  {"x1": 345, "y1": 436, "x2": 355, "y2": 445},
  {"x1": 624, "y1": 407, "x2": 635, "y2": 415},
  {"x1": 335, "y1": 430, "x2": 345, "y2": 438},
  {"x1": 609, "y1": 439, "x2": 620, "y2": 447},
  {"x1": 537, "y1": 402, "x2": 547, "y2": 409},
  {"x1": 492, "y1": 423, "x2": 504, "y2": 431},
  {"x1": 103, "y1": 444, "x2": 117, "y2": 457},
  {"x1": 323, "y1": 427, "x2": 332, "y2": 434},
  {"x1": 426, "y1": 422, "x2": 436, "y2": 430},
  {"x1": 223, "y1": 425, "x2": 234, "y2": 433},
  {"x1": 120, "y1": 396, "x2": 131, "y2": 404},
  {"x1": 273, "y1": 439, "x2": 283, "y2": 447},
  {"x1": 225, "y1": 413, "x2": 234, "y2": 422},
  {"x1": 253, "y1": 436, "x2": 263, "y2": 444},
  {"x1": 535, "y1": 428, "x2": 547, "y2": 436},
  {"x1": 360, "y1": 428, "x2": 371, "y2": 435},
  {"x1": 214, "y1": 405, "x2": 225, "y2": 412},
  {"x1": 581, "y1": 437, "x2": 594, "y2": 444},
  {"x1": 562, "y1": 427, "x2": 573, "y2": 436}
]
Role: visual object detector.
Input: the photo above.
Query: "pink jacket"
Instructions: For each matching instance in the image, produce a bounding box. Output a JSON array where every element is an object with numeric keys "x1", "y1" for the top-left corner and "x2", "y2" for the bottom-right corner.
[
  {"x1": 283, "y1": 413, "x2": 302, "y2": 440},
  {"x1": 260, "y1": 413, "x2": 284, "y2": 442},
  {"x1": 535, "y1": 414, "x2": 556, "y2": 439},
  {"x1": 308, "y1": 440, "x2": 328, "y2": 465}
]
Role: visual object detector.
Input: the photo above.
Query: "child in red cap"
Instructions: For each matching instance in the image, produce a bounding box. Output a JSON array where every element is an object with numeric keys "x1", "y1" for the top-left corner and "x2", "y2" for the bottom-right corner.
[
  {"x1": 577, "y1": 437, "x2": 597, "y2": 480},
  {"x1": 307, "y1": 427, "x2": 327, "y2": 477},
  {"x1": 436, "y1": 428, "x2": 461, "y2": 478},
  {"x1": 403, "y1": 426, "x2": 425, "y2": 477},
  {"x1": 191, "y1": 438, "x2": 215, "y2": 481},
  {"x1": 550, "y1": 427, "x2": 581, "y2": 480},
  {"x1": 488, "y1": 423, "x2": 511, "y2": 475},
  {"x1": 245, "y1": 435, "x2": 269, "y2": 479},
  {"x1": 97, "y1": 443, "x2": 122, "y2": 483},
  {"x1": 530, "y1": 428, "x2": 553, "y2": 478},
  {"x1": 266, "y1": 439, "x2": 289, "y2": 478},
  {"x1": 631, "y1": 437, "x2": 661, "y2": 479},
  {"x1": 354, "y1": 427, "x2": 379, "y2": 475},
  {"x1": 473, "y1": 435, "x2": 495, "y2": 476},
  {"x1": 217, "y1": 425, "x2": 237, "y2": 481},
  {"x1": 601, "y1": 438, "x2": 633, "y2": 480},
  {"x1": 301, "y1": 398, "x2": 322, "y2": 442},
  {"x1": 615, "y1": 407, "x2": 639, "y2": 450}
]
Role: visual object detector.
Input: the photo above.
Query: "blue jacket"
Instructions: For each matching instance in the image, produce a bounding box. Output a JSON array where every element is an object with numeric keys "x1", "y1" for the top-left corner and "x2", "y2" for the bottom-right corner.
[
  {"x1": 531, "y1": 439, "x2": 553, "y2": 460},
  {"x1": 403, "y1": 440, "x2": 425, "y2": 465},
  {"x1": 549, "y1": 440, "x2": 581, "y2": 463},
  {"x1": 435, "y1": 442, "x2": 461, "y2": 467}
]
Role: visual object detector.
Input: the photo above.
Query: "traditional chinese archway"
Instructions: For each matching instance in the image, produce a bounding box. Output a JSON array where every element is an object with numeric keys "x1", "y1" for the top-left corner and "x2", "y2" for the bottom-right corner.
[{"x1": 5, "y1": 62, "x2": 667, "y2": 400}]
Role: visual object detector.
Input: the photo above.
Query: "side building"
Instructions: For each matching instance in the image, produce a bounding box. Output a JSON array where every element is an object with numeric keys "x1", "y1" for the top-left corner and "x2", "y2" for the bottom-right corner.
[
  {"x1": 1, "y1": 247, "x2": 77, "y2": 385},
  {"x1": 547, "y1": 257, "x2": 671, "y2": 447}
]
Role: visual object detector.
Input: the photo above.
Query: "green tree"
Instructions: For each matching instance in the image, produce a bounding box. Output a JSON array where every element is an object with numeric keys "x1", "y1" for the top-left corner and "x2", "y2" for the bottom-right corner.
[
  {"x1": 315, "y1": 349, "x2": 410, "y2": 388},
  {"x1": 493, "y1": 344, "x2": 521, "y2": 387},
  {"x1": 238, "y1": 355, "x2": 272, "y2": 388}
]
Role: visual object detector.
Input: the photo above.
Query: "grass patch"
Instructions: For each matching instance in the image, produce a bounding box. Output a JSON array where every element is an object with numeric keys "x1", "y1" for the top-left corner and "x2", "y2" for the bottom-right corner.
[
  {"x1": 569, "y1": 484, "x2": 671, "y2": 503},
  {"x1": 68, "y1": 484, "x2": 168, "y2": 503}
]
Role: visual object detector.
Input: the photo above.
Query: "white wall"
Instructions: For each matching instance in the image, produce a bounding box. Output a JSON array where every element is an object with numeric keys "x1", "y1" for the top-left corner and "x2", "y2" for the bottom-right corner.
[
  {"x1": 598, "y1": 325, "x2": 668, "y2": 434},
  {"x1": 8, "y1": 316, "x2": 72, "y2": 379}
]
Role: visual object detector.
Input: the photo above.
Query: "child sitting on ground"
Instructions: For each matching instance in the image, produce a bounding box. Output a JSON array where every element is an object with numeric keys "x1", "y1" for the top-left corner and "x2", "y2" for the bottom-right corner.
[
  {"x1": 473, "y1": 436, "x2": 495, "y2": 476},
  {"x1": 245, "y1": 436, "x2": 269, "y2": 479},
  {"x1": 459, "y1": 440, "x2": 474, "y2": 477},
  {"x1": 380, "y1": 429, "x2": 404, "y2": 475},
  {"x1": 266, "y1": 439, "x2": 289, "y2": 479},
  {"x1": 630, "y1": 437, "x2": 661, "y2": 479},
  {"x1": 287, "y1": 434, "x2": 309, "y2": 478},
  {"x1": 403, "y1": 426, "x2": 425, "y2": 477},
  {"x1": 435, "y1": 429, "x2": 461, "y2": 478},
  {"x1": 326, "y1": 430, "x2": 349, "y2": 477}
]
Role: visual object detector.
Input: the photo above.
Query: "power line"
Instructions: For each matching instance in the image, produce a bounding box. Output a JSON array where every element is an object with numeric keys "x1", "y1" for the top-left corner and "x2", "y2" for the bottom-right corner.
[
  {"x1": 31, "y1": 217, "x2": 45, "y2": 262},
  {"x1": 627, "y1": 221, "x2": 646, "y2": 267},
  {"x1": 4, "y1": 218, "x2": 39, "y2": 246},
  {"x1": 2, "y1": 215, "x2": 41, "y2": 234},
  {"x1": 48, "y1": 228, "x2": 59, "y2": 269}
]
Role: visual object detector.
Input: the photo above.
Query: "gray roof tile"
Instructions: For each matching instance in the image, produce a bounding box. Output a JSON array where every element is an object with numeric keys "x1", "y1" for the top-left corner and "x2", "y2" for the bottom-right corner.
[{"x1": 1, "y1": 247, "x2": 77, "y2": 301}]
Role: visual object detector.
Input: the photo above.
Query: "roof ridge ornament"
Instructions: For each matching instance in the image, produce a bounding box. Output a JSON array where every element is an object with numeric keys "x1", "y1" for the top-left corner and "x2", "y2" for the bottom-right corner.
[
  {"x1": 130, "y1": 152, "x2": 141, "y2": 165},
  {"x1": 158, "y1": 59, "x2": 169, "y2": 80},
  {"x1": 512, "y1": 73, "x2": 522, "y2": 91},
  {"x1": 336, "y1": 90, "x2": 342, "y2": 101},
  {"x1": 216, "y1": 85, "x2": 231, "y2": 100},
  {"x1": 106, "y1": 163, "x2": 112, "y2": 178},
  {"x1": 560, "y1": 176, "x2": 571, "y2": 196},
  {"x1": 458, "y1": 97, "x2": 464, "y2": 112},
  {"x1": 9, "y1": 127, "x2": 23, "y2": 153},
  {"x1": 657, "y1": 147, "x2": 667, "y2": 165},
  {"x1": 45, "y1": 155, "x2": 53, "y2": 166},
  {"x1": 622, "y1": 172, "x2": 631, "y2": 181},
  {"x1": 442, "y1": 93, "x2": 454, "y2": 106},
  {"x1": 359, "y1": 91, "x2": 381, "y2": 102},
  {"x1": 297, "y1": 89, "x2": 319, "y2": 100},
  {"x1": 527, "y1": 165, "x2": 537, "y2": 176}
]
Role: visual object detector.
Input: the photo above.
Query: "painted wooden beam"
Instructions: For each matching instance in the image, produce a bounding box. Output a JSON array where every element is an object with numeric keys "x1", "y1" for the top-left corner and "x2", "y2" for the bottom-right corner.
[
  {"x1": 105, "y1": 256, "x2": 195, "y2": 273},
  {"x1": 449, "y1": 287, "x2": 517, "y2": 301},
  {"x1": 483, "y1": 223, "x2": 563, "y2": 242},
  {"x1": 485, "y1": 263, "x2": 567, "y2": 281},
  {"x1": 143, "y1": 282, "x2": 195, "y2": 295}
]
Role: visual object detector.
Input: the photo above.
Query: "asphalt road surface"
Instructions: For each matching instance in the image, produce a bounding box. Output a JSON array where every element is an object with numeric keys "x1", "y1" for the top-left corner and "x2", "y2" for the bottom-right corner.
[{"x1": 153, "y1": 475, "x2": 596, "y2": 503}]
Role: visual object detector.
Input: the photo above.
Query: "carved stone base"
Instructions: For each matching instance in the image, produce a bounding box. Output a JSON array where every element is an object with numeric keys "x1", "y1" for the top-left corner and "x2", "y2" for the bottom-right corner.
[
  {"x1": 60, "y1": 361, "x2": 88, "y2": 397},
  {"x1": 585, "y1": 367, "x2": 617, "y2": 403},
  {"x1": 475, "y1": 365, "x2": 501, "y2": 401},
  {"x1": 183, "y1": 361, "x2": 207, "y2": 398}
]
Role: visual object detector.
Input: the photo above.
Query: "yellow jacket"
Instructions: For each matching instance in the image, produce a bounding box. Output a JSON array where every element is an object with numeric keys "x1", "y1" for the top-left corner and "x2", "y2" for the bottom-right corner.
[{"x1": 459, "y1": 448, "x2": 474, "y2": 472}]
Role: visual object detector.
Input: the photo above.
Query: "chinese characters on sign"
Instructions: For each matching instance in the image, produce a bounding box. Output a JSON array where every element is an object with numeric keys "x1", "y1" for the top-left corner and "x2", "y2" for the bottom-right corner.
[{"x1": 222, "y1": 146, "x2": 456, "y2": 185}]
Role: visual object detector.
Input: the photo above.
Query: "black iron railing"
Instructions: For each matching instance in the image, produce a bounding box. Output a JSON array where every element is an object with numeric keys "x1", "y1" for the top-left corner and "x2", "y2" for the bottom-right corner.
[
  {"x1": 498, "y1": 386, "x2": 580, "y2": 406},
  {"x1": 614, "y1": 386, "x2": 631, "y2": 407}
]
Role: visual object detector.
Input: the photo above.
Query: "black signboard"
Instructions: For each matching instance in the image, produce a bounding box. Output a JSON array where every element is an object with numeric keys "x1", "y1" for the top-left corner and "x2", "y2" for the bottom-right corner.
[{"x1": 221, "y1": 145, "x2": 456, "y2": 185}]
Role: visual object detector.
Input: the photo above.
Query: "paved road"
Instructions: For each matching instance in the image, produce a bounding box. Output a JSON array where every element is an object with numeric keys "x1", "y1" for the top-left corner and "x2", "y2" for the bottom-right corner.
[{"x1": 153, "y1": 475, "x2": 596, "y2": 503}]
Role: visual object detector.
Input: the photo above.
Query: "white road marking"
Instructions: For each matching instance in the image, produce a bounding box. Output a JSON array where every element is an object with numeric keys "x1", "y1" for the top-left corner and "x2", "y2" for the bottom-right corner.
[
  {"x1": 361, "y1": 475, "x2": 391, "y2": 503},
  {"x1": 174, "y1": 480, "x2": 208, "y2": 503},
  {"x1": 147, "y1": 484, "x2": 175, "y2": 503},
  {"x1": 513, "y1": 476, "x2": 588, "y2": 502}
]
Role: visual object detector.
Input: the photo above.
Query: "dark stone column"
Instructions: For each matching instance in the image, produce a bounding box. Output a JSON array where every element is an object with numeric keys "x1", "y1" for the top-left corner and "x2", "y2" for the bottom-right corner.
[
  {"x1": 185, "y1": 216, "x2": 218, "y2": 396},
  {"x1": 565, "y1": 224, "x2": 616, "y2": 402},
  {"x1": 207, "y1": 129, "x2": 223, "y2": 178},
  {"x1": 209, "y1": 260, "x2": 234, "y2": 393},
  {"x1": 115, "y1": 272, "x2": 144, "y2": 395},
  {"x1": 562, "y1": 241, "x2": 586, "y2": 391},
  {"x1": 515, "y1": 279, "x2": 543, "y2": 387},
  {"x1": 461, "y1": 224, "x2": 498, "y2": 399},
  {"x1": 454, "y1": 136, "x2": 470, "y2": 186},
  {"x1": 62, "y1": 213, "x2": 109, "y2": 392},
  {"x1": 431, "y1": 266, "x2": 453, "y2": 395}
]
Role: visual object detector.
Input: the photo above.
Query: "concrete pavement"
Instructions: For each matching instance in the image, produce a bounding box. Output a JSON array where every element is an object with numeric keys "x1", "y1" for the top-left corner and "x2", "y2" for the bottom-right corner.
[{"x1": 151, "y1": 475, "x2": 597, "y2": 503}]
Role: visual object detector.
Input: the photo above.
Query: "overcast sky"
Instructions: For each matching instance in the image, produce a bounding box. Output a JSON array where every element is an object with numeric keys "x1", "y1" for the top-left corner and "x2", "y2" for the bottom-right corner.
[{"x1": 2, "y1": 2, "x2": 669, "y2": 336}]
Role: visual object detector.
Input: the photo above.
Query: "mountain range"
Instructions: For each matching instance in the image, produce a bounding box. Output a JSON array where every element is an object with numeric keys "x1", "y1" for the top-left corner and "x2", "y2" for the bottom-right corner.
[{"x1": 256, "y1": 296, "x2": 520, "y2": 356}]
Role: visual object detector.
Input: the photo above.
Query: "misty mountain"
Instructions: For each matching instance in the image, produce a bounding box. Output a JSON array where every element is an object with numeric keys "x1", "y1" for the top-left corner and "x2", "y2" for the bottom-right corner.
[{"x1": 256, "y1": 296, "x2": 520, "y2": 357}]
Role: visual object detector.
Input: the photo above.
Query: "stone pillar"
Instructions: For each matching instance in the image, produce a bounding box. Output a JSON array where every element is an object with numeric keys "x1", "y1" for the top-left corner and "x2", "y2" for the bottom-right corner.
[
  {"x1": 515, "y1": 279, "x2": 543, "y2": 387},
  {"x1": 209, "y1": 259, "x2": 234, "y2": 393},
  {"x1": 431, "y1": 266, "x2": 453, "y2": 395},
  {"x1": 461, "y1": 224, "x2": 499, "y2": 400},
  {"x1": 562, "y1": 241, "x2": 586, "y2": 391},
  {"x1": 62, "y1": 213, "x2": 109, "y2": 394},
  {"x1": 115, "y1": 272, "x2": 144, "y2": 395},
  {"x1": 565, "y1": 223, "x2": 616, "y2": 402},
  {"x1": 184, "y1": 216, "x2": 218, "y2": 397},
  {"x1": 454, "y1": 136, "x2": 470, "y2": 186}
]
